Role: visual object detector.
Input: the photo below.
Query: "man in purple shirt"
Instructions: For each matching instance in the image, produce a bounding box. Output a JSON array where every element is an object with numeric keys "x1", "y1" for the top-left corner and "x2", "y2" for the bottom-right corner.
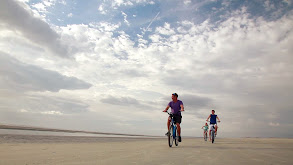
[{"x1": 163, "y1": 93, "x2": 184, "y2": 142}]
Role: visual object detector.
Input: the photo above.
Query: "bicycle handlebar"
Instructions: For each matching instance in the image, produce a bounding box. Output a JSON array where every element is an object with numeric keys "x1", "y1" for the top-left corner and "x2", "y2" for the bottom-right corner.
[
  {"x1": 206, "y1": 120, "x2": 221, "y2": 123},
  {"x1": 163, "y1": 111, "x2": 184, "y2": 116},
  {"x1": 163, "y1": 110, "x2": 184, "y2": 113}
]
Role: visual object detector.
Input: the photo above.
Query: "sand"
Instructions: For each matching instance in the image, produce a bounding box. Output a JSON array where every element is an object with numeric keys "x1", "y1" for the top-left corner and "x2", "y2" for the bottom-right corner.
[{"x1": 0, "y1": 134, "x2": 292, "y2": 165}]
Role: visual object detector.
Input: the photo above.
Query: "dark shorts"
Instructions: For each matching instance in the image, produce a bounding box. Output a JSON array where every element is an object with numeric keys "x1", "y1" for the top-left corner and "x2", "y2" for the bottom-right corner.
[{"x1": 173, "y1": 115, "x2": 182, "y2": 124}]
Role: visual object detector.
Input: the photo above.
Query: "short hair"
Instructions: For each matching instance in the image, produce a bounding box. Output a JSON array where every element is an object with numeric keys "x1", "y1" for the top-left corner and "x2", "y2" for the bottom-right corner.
[
  {"x1": 212, "y1": 109, "x2": 215, "y2": 112},
  {"x1": 172, "y1": 93, "x2": 178, "y2": 97}
]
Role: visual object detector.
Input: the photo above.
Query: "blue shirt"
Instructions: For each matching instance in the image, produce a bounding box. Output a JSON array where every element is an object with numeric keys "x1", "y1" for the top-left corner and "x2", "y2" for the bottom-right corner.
[
  {"x1": 168, "y1": 100, "x2": 183, "y2": 115},
  {"x1": 210, "y1": 114, "x2": 217, "y2": 124}
]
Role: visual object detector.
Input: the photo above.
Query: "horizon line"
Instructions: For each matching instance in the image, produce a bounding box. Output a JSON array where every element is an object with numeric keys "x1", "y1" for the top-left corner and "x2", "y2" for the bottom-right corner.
[{"x1": 0, "y1": 124, "x2": 161, "y2": 138}]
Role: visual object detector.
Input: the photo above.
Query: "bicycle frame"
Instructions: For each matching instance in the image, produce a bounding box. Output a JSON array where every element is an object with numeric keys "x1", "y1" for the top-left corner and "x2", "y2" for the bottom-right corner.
[
  {"x1": 210, "y1": 124, "x2": 216, "y2": 143},
  {"x1": 207, "y1": 120, "x2": 219, "y2": 144},
  {"x1": 170, "y1": 117, "x2": 177, "y2": 140},
  {"x1": 203, "y1": 129, "x2": 208, "y2": 141},
  {"x1": 166, "y1": 112, "x2": 179, "y2": 147}
]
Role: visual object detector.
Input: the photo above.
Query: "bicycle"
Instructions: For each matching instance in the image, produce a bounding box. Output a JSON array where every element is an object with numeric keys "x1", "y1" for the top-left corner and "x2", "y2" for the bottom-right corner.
[
  {"x1": 165, "y1": 112, "x2": 179, "y2": 147},
  {"x1": 202, "y1": 128, "x2": 208, "y2": 141},
  {"x1": 207, "y1": 121, "x2": 220, "y2": 143},
  {"x1": 210, "y1": 124, "x2": 216, "y2": 143}
]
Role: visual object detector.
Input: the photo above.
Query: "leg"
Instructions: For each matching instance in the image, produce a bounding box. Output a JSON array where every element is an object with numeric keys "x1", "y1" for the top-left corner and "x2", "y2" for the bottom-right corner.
[
  {"x1": 167, "y1": 117, "x2": 171, "y2": 131},
  {"x1": 176, "y1": 123, "x2": 181, "y2": 136},
  {"x1": 165, "y1": 117, "x2": 171, "y2": 136},
  {"x1": 215, "y1": 124, "x2": 218, "y2": 134},
  {"x1": 209, "y1": 130, "x2": 211, "y2": 141}
]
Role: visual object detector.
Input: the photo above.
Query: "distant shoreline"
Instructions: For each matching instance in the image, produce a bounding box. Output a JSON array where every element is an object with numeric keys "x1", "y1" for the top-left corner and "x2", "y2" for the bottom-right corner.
[
  {"x1": 1, "y1": 124, "x2": 292, "y2": 139},
  {"x1": 0, "y1": 134, "x2": 166, "y2": 143},
  {"x1": 0, "y1": 124, "x2": 160, "y2": 138}
]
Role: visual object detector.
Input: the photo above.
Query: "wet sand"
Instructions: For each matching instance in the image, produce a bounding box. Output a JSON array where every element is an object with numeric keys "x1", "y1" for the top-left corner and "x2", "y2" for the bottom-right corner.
[{"x1": 0, "y1": 134, "x2": 292, "y2": 165}]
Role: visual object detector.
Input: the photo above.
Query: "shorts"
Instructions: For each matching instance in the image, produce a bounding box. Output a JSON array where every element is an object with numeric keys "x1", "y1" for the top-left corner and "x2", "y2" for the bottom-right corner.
[
  {"x1": 209, "y1": 124, "x2": 217, "y2": 130},
  {"x1": 173, "y1": 115, "x2": 182, "y2": 124}
]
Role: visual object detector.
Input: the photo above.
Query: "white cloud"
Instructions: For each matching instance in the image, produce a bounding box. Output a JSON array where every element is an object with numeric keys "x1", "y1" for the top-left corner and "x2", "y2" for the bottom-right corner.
[
  {"x1": 184, "y1": 0, "x2": 191, "y2": 5},
  {"x1": 118, "y1": 0, "x2": 132, "y2": 7},
  {"x1": 67, "y1": 13, "x2": 73, "y2": 17},
  {"x1": 89, "y1": 22, "x2": 120, "y2": 32},
  {"x1": 32, "y1": 0, "x2": 56, "y2": 13},
  {"x1": 269, "y1": 122, "x2": 280, "y2": 127},
  {"x1": 98, "y1": 4, "x2": 107, "y2": 15},
  {"x1": 41, "y1": 111, "x2": 63, "y2": 115},
  {"x1": 99, "y1": 0, "x2": 155, "y2": 13},
  {"x1": 20, "y1": 109, "x2": 28, "y2": 113},
  {"x1": 15, "y1": 0, "x2": 29, "y2": 2},
  {"x1": 32, "y1": 3, "x2": 46, "y2": 12},
  {"x1": 155, "y1": 22, "x2": 175, "y2": 35},
  {"x1": 121, "y1": 11, "x2": 130, "y2": 26}
]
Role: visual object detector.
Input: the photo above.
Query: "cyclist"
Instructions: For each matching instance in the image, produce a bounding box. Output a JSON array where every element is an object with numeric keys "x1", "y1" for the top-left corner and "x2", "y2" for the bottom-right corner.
[
  {"x1": 206, "y1": 109, "x2": 220, "y2": 141},
  {"x1": 201, "y1": 123, "x2": 209, "y2": 140},
  {"x1": 163, "y1": 93, "x2": 184, "y2": 142}
]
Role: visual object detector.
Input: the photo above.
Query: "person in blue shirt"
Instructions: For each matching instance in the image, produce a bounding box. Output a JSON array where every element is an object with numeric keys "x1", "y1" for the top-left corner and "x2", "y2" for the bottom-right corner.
[{"x1": 206, "y1": 110, "x2": 220, "y2": 141}]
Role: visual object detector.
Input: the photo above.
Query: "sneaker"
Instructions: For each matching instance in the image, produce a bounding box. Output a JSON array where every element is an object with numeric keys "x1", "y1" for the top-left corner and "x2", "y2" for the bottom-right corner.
[{"x1": 178, "y1": 136, "x2": 182, "y2": 142}]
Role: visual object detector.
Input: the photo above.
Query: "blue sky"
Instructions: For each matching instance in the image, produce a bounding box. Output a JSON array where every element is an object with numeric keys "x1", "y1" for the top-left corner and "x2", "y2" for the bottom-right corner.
[{"x1": 0, "y1": 0, "x2": 293, "y2": 138}]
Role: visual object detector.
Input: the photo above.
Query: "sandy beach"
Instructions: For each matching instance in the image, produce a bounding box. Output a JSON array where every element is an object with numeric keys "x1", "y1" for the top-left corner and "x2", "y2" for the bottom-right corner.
[{"x1": 0, "y1": 134, "x2": 292, "y2": 165}]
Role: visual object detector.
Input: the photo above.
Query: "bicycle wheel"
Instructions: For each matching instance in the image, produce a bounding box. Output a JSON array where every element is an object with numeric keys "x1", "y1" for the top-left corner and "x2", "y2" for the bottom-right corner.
[
  {"x1": 204, "y1": 132, "x2": 207, "y2": 141},
  {"x1": 174, "y1": 126, "x2": 178, "y2": 146},
  {"x1": 211, "y1": 129, "x2": 215, "y2": 143},
  {"x1": 168, "y1": 125, "x2": 173, "y2": 147}
]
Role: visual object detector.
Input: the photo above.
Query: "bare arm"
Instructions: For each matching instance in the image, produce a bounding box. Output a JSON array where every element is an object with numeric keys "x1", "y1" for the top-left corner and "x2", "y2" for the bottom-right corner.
[
  {"x1": 217, "y1": 116, "x2": 221, "y2": 122},
  {"x1": 180, "y1": 104, "x2": 184, "y2": 111},
  {"x1": 163, "y1": 105, "x2": 170, "y2": 112}
]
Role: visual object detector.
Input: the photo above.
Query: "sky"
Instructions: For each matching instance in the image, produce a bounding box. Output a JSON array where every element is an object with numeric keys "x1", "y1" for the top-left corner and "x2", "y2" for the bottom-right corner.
[{"x1": 0, "y1": 0, "x2": 293, "y2": 138}]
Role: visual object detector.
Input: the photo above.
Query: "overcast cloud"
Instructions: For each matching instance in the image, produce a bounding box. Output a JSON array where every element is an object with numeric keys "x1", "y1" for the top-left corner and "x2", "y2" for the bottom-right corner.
[{"x1": 0, "y1": 0, "x2": 292, "y2": 138}]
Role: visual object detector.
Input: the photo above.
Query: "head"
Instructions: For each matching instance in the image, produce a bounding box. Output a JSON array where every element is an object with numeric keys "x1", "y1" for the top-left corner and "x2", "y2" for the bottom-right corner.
[
  {"x1": 172, "y1": 93, "x2": 178, "y2": 101},
  {"x1": 205, "y1": 123, "x2": 208, "y2": 126},
  {"x1": 211, "y1": 109, "x2": 215, "y2": 114}
]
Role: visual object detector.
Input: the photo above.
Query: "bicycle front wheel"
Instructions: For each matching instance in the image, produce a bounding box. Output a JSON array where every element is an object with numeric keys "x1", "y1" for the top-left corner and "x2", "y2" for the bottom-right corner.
[
  {"x1": 211, "y1": 130, "x2": 215, "y2": 143},
  {"x1": 174, "y1": 126, "x2": 178, "y2": 146},
  {"x1": 168, "y1": 125, "x2": 173, "y2": 147}
]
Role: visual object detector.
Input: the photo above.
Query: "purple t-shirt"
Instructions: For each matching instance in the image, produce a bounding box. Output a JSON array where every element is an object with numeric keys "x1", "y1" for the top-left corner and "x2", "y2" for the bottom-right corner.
[{"x1": 168, "y1": 100, "x2": 183, "y2": 115}]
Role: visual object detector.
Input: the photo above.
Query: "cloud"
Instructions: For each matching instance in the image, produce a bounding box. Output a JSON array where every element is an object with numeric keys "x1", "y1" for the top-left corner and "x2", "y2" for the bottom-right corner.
[
  {"x1": 0, "y1": 0, "x2": 70, "y2": 57},
  {"x1": 100, "y1": 95, "x2": 139, "y2": 106},
  {"x1": 155, "y1": 22, "x2": 175, "y2": 35},
  {"x1": 180, "y1": 94, "x2": 213, "y2": 110},
  {"x1": 269, "y1": 122, "x2": 280, "y2": 127},
  {"x1": 99, "y1": 95, "x2": 156, "y2": 110},
  {"x1": 121, "y1": 11, "x2": 130, "y2": 26},
  {"x1": 0, "y1": 52, "x2": 92, "y2": 92},
  {"x1": 67, "y1": 13, "x2": 73, "y2": 17},
  {"x1": 98, "y1": 0, "x2": 155, "y2": 14},
  {"x1": 184, "y1": 0, "x2": 191, "y2": 5}
]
